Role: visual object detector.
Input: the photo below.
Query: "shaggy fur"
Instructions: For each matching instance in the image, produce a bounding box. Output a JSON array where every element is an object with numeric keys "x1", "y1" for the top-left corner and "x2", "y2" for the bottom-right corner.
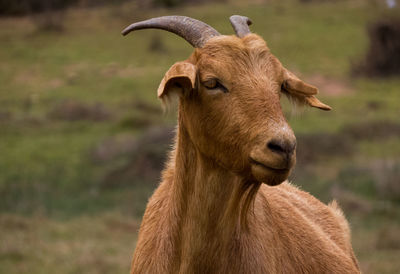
[{"x1": 130, "y1": 34, "x2": 359, "y2": 273}]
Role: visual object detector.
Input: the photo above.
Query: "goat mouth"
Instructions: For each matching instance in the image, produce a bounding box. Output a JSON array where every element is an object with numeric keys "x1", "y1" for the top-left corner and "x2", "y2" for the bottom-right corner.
[{"x1": 249, "y1": 158, "x2": 289, "y2": 174}]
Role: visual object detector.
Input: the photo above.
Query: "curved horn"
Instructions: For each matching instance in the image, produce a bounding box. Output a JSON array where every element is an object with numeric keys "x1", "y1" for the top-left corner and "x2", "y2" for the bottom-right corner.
[
  {"x1": 230, "y1": 15, "x2": 252, "y2": 38},
  {"x1": 122, "y1": 16, "x2": 220, "y2": 48}
]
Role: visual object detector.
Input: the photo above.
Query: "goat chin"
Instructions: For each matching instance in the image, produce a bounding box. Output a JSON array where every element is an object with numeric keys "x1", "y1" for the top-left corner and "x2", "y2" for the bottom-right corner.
[{"x1": 251, "y1": 164, "x2": 291, "y2": 186}]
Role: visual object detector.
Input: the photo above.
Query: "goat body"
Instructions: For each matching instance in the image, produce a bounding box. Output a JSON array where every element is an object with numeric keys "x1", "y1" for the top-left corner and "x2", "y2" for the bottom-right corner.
[
  {"x1": 124, "y1": 16, "x2": 360, "y2": 273},
  {"x1": 131, "y1": 124, "x2": 359, "y2": 273}
]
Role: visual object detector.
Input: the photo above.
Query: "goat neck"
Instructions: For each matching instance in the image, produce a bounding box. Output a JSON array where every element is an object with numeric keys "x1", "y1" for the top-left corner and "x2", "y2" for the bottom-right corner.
[{"x1": 163, "y1": 106, "x2": 261, "y2": 272}]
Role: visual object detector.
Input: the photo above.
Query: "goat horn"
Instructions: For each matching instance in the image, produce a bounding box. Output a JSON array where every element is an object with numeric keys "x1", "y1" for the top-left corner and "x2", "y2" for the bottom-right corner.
[
  {"x1": 122, "y1": 16, "x2": 220, "y2": 48},
  {"x1": 230, "y1": 15, "x2": 252, "y2": 38}
]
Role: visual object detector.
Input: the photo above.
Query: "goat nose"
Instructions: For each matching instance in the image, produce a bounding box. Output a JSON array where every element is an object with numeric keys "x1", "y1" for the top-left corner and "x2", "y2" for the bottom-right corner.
[{"x1": 267, "y1": 139, "x2": 296, "y2": 156}]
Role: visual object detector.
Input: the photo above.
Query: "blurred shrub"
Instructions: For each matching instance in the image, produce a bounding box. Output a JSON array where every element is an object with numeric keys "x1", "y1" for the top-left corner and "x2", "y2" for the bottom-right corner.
[
  {"x1": 0, "y1": 0, "x2": 224, "y2": 15},
  {"x1": 152, "y1": 0, "x2": 226, "y2": 8},
  {"x1": 335, "y1": 165, "x2": 377, "y2": 199},
  {"x1": 78, "y1": 0, "x2": 130, "y2": 7},
  {"x1": 118, "y1": 100, "x2": 163, "y2": 129},
  {"x1": 333, "y1": 160, "x2": 400, "y2": 203},
  {"x1": 0, "y1": 111, "x2": 12, "y2": 123},
  {"x1": 131, "y1": 100, "x2": 162, "y2": 115},
  {"x1": 371, "y1": 160, "x2": 400, "y2": 202},
  {"x1": 0, "y1": 0, "x2": 77, "y2": 16},
  {"x1": 32, "y1": 9, "x2": 66, "y2": 32},
  {"x1": 118, "y1": 115, "x2": 155, "y2": 129},
  {"x1": 330, "y1": 184, "x2": 373, "y2": 214},
  {"x1": 0, "y1": 0, "x2": 78, "y2": 31},
  {"x1": 342, "y1": 120, "x2": 400, "y2": 141},
  {"x1": 298, "y1": 0, "x2": 333, "y2": 2},
  {"x1": 99, "y1": 126, "x2": 174, "y2": 188},
  {"x1": 152, "y1": 0, "x2": 183, "y2": 8},
  {"x1": 48, "y1": 99, "x2": 111, "y2": 122},
  {"x1": 353, "y1": 16, "x2": 400, "y2": 77},
  {"x1": 91, "y1": 135, "x2": 137, "y2": 164},
  {"x1": 296, "y1": 132, "x2": 353, "y2": 163},
  {"x1": 297, "y1": 120, "x2": 400, "y2": 164},
  {"x1": 148, "y1": 34, "x2": 167, "y2": 53},
  {"x1": 376, "y1": 225, "x2": 400, "y2": 250},
  {"x1": 0, "y1": 0, "x2": 133, "y2": 16}
]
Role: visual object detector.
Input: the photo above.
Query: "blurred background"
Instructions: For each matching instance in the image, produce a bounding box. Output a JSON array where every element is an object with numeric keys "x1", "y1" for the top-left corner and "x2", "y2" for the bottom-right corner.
[{"x1": 0, "y1": 0, "x2": 399, "y2": 273}]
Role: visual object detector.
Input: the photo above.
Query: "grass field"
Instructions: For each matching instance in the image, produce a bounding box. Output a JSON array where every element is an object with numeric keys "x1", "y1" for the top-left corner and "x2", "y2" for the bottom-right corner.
[{"x1": 1, "y1": 0, "x2": 400, "y2": 273}]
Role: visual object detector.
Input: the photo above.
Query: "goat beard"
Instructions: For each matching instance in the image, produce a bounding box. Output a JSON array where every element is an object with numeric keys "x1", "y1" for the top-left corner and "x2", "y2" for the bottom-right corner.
[{"x1": 238, "y1": 180, "x2": 262, "y2": 231}]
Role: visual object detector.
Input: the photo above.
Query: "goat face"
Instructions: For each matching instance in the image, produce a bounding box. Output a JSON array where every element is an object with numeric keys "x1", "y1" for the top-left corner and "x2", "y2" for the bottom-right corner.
[
  {"x1": 124, "y1": 16, "x2": 331, "y2": 186},
  {"x1": 158, "y1": 34, "x2": 330, "y2": 186}
]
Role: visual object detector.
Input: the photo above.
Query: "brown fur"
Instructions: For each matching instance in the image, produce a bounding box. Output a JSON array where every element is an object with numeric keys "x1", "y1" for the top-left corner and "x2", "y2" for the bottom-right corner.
[{"x1": 130, "y1": 34, "x2": 359, "y2": 273}]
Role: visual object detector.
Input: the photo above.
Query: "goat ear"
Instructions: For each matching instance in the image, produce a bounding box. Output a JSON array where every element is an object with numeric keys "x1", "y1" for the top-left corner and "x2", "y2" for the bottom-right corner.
[
  {"x1": 157, "y1": 61, "x2": 197, "y2": 98},
  {"x1": 282, "y1": 69, "x2": 331, "y2": 111}
]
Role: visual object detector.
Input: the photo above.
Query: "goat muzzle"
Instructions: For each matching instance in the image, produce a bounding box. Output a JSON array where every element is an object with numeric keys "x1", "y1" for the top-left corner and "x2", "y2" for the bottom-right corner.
[{"x1": 249, "y1": 135, "x2": 296, "y2": 186}]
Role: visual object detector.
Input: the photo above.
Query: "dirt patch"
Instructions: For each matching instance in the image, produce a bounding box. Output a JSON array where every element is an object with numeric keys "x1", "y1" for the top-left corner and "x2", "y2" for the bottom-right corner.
[
  {"x1": 64, "y1": 62, "x2": 87, "y2": 83},
  {"x1": 13, "y1": 67, "x2": 65, "y2": 90},
  {"x1": 99, "y1": 62, "x2": 155, "y2": 79},
  {"x1": 13, "y1": 68, "x2": 41, "y2": 85},
  {"x1": 100, "y1": 63, "x2": 145, "y2": 79},
  {"x1": 47, "y1": 78, "x2": 64, "y2": 89},
  {"x1": 305, "y1": 74, "x2": 353, "y2": 96}
]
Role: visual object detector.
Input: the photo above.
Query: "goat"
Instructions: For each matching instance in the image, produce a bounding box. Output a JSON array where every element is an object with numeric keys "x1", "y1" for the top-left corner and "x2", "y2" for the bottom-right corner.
[{"x1": 122, "y1": 15, "x2": 360, "y2": 273}]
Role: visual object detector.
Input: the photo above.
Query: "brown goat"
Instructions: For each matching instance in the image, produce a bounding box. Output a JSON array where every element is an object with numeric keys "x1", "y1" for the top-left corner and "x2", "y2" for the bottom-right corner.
[{"x1": 122, "y1": 16, "x2": 360, "y2": 273}]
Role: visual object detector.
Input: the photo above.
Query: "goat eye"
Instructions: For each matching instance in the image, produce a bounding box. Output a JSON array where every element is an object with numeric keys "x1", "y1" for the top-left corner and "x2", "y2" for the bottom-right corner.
[{"x1": 203, "y1": 79, "x2": 228, "y2": 93}]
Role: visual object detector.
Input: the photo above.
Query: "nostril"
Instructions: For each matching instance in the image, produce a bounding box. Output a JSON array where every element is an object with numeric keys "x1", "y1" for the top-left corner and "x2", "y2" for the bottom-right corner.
[
  {"x1": 267, "y1": 141, "x2": 285, "y2": 154},
  {"x1": 267, "y1": 139, "x2": 296, "y2": 155}
]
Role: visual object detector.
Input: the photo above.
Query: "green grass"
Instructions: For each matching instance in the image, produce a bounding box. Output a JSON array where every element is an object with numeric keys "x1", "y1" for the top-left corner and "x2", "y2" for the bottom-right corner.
[
  {"x1": 1, "y1": 0, "x2": 400, "y2": 273},
  {"x1": 0, "y1": 213, "x2": 137, "y2": 274}
]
